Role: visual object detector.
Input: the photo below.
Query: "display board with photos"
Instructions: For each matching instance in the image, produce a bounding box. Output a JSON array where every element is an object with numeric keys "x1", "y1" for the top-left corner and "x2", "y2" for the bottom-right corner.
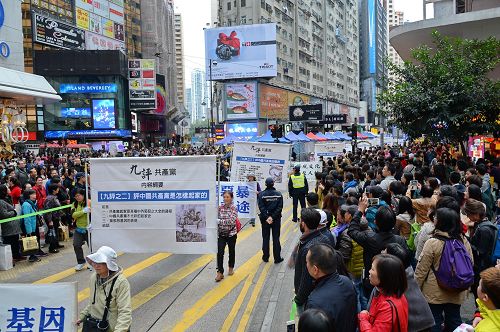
[
  {"x1": 128, "y1": 59, "x2": 157, "y2": 110},
  {"x1": 224, "y1": 82, "x2": 258, "y2": 120}
]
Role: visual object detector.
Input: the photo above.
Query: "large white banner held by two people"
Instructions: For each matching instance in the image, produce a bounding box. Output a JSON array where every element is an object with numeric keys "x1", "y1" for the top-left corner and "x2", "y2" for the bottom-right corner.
[
  {"x1": 0, "y1": 283, "x2": 78, "y2": 332},
  {"x1": 231, "y1": 142, "x2": 290, "y2": 192},
  {"x1": 90, "y1": 156, "x2": 217, "y2": 254}
]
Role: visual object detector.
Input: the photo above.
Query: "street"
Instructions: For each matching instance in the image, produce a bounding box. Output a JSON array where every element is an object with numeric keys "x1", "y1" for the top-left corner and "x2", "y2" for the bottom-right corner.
[{"x1": 1, "y1": 202, "x2": 300, "y2": 332}]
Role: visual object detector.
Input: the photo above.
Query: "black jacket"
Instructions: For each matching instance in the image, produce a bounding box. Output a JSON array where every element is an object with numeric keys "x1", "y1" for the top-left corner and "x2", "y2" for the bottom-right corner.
[
  {"x1": 257, "y1": 187, "x2": 283, "y2": 222},
  {"x1": 294, "y1": 229, "x2": 333, "y2": 306},
  {"x1": 347, "y1": 211, "x2": 408, "y2": 280},
  {"x1": 288, "y1": 172, "x2": 309, "y2": 196},
  {"x1": 470, "y1": 219, "x2": 497, "y2": 273},
  {"x1": 306, "y1": 273, "x2": 357, "y2": 332}
]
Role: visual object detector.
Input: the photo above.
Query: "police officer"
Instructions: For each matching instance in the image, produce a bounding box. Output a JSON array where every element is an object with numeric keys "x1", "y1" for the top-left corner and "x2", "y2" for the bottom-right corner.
[
  {"x1": 258, "y1": 177, "x2": 284, "y2": 264},
  {"x1": 288, "y1": 165, "x2": 308, "y2": 222}
]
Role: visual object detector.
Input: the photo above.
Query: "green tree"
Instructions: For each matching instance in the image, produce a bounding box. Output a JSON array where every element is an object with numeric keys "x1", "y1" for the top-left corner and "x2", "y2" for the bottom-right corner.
[{"x1": 378, "y1": 32, "x2": 500, "y2": 147}]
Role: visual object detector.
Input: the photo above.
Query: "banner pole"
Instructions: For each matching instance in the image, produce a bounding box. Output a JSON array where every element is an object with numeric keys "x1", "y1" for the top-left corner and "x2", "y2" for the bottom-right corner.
[{"x1": 85, "y1": 160, "x2": 93, "y2": 254}]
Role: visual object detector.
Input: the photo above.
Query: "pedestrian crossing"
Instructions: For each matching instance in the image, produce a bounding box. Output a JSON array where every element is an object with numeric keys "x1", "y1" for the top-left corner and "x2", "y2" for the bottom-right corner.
[{"x1": 1, "y1": 203, "x2": 297, "y2": 332}]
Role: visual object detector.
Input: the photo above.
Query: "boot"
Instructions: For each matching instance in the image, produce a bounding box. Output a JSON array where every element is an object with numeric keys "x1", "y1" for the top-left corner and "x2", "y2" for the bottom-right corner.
[{"x1": 215, "y1": 272, "x2": 224, "y2": 282}]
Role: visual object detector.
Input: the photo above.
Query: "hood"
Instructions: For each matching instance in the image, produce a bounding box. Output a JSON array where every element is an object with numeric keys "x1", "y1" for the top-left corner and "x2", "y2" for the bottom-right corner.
[
  {"x1": 397, "y1": 212, "x2": 413, "y2": 222},
  {"x1": 477, "y1": 299, "x2": 500, "y2": 328}
]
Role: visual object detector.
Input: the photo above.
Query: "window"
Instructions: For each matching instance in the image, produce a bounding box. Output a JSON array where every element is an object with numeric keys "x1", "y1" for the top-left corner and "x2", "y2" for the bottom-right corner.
[
  {"x1": 241, "y1": 15, "x2": 246, "y2": 24},
  {"x1": 227, "y1": 2, "x2": 231, "y2": 10},
  {"x1": 241, "y1": 0, "x2": 246, "y2": 7}
]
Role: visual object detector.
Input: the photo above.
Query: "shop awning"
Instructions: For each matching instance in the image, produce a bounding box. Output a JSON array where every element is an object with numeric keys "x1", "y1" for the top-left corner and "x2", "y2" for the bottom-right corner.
[{"x1": 0, "y1": 67, "x2": 61, "y2": 104}]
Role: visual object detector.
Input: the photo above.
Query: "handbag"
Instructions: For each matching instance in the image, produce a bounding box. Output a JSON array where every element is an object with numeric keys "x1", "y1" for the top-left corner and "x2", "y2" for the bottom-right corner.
[
  {"x1": 20, "y1": 236, "x2": 39, "y2": 255},
  {"x1": 58, "y1": 225, "x2": 69, "y2": 242},
  {"x1": 82, "y1": 277, "x2": 118, "y2": 332},
  {"x1": 236, "y1": 218, "x2": 242, "y2": 233},
  {"x1": 45, "y1": 228, "x2": 58, "y2": 246},
  {"x1": 0, "y1": 244, "x2": 13, "y2": 271}
]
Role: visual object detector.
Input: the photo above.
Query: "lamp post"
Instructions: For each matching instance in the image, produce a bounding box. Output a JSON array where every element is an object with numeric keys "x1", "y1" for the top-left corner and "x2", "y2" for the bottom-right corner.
[{"x1": 208, "y1": 59, "x2": 217, "y2": 145}]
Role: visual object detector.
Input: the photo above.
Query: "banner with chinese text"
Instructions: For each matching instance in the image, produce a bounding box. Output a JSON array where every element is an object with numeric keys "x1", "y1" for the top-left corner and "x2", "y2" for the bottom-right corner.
[
  {"x1": 314, "y1": 143, "x2": 345, "y2": 159},
  {"x1": 218, "y1": 182, "x2": 257, "y2": 219},
  {"x1": 231, "y1": 142, "x2": 290, "y2": 192},
  {"x1": 90, "y1": 156, "x2": 217, "y2": 253},
  {"x1": 290, "y1": 162, "x2": 322, "y2": 183},
  {"x1": 0, "y1": 283, "x2": 77, "y2": 332}
]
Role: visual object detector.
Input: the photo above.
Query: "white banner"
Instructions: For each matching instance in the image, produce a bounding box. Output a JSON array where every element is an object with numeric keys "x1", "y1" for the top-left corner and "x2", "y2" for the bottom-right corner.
[
  {"x1": 0, "y1": 282, "x2": 78, "y2": 332},
  {"x1": 90, "y1": 156, "x2": 217, "y2": 254},
  {"x1": 85, "y1": 31, "x2": 125, "y2": 50},
  {"x1": 218, "y1": 182, "x2": 257, "y2": 219},
  {"x1": 314, "y1": 143, "x2": 346, "y2": 159},
  {"x1": 291, "y1": 162, "x2": 322, "y2": 182},
  {"x1": 231, "y1": 142, "x2": 290, "y2": 192}
]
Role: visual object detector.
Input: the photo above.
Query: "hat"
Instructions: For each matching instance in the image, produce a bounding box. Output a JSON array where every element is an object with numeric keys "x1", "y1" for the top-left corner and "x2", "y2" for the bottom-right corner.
[
  {"x1": 317, "y1": 209, "x2": 327, "y2": 225},
  {"x1": 265, "y1": 177, "x2": 274, "y2": 186},
  {"x1": 367, "y1": 186, "x2": 384, "y2": 198},
  {"x1": 86, "y1": 246, "x2": 119, "y2": 271},
  {"x1": 75, "y1": 172, "x2": 85, "y2": 180},
  {"x1": 294, "y1": 165, "x2": 301, "y2": 171},
  {"x1": 340, "y1": 204, "x2": 358, "y2": 216}
]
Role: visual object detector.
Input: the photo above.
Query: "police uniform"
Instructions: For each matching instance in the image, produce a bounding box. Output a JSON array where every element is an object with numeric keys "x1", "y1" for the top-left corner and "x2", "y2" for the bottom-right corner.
[
  {"x1": 258, "y1": 178, "x2": 284, "y2": 263},
  {"x1": 288, "y1": 168, "x2": 309, "y2": 222}
]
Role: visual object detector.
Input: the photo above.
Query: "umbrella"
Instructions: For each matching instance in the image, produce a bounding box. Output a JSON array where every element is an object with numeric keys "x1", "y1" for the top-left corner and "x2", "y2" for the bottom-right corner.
[
  {"x1": 296, "y1": 131, "x2": 311, "y2": 142},
  {"x1": 307, "y1": 132, "x2": 327, "y2": 141},
  {"x1": 285, "y1": 131, "x2": 300, "y2": 142}
]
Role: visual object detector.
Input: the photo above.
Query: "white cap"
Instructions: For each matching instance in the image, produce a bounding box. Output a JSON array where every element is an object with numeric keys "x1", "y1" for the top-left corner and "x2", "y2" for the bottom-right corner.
[{"x1": 86, "y1": 246, "x2": 119, "y2": 271}]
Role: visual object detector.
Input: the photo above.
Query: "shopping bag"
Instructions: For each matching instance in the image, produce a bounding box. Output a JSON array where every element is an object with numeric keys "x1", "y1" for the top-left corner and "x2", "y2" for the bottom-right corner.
[
  {"x1": 39, "y1": 226, "x2": 46, "y2": 247},
  {"x1": 20, "y1": 236, "x2": 39, "y2": 255},
  {"x1": 58, "y1": 225, "x2": 69, "y2": 242},
  {"x1": 0, "y1": 244, "x2": 13, "y2": 270}
]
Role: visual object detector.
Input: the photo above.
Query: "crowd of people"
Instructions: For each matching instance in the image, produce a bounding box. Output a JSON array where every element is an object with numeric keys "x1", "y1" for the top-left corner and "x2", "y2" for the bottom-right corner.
[{"x1": 287, "y1": 143, "x2": 500, "y2": 332}]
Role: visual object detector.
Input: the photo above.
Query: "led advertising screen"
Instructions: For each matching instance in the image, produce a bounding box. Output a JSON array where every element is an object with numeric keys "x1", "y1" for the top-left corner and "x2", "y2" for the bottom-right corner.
[
  {"x1": 204, "y1": 23, "x2": 277, "y2": 80},
  {"x1": 227, "y1": 122, "x2": 258, "y2": 141},
  {"x1": 60, "y1": 107, "x2": 91, "y2": 118},
  {"x1": 60, "y1": 83, "x2": 117, "y2": 94},
  {"x1": 92, "y1": 99, "x2": 116, "y2": 129}
]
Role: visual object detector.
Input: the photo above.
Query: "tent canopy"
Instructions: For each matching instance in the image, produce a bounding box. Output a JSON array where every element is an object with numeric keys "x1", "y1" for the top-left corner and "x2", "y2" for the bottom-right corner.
[
  {"x1": 285, "y1": 131, "x2": 300, "y2": 142},
  {"x1": 215, "y1": 134, "x2": 239, "y2": 145},
  {"x1": 307, "y1": 132, "x2": 327, "y2": 141},
  {"x1": 296, "y1": 131, "x2": 311, "y2": 142},
  {"x1": 257, "y1": 130, "x2": 290, "y2": 143},
  {"x1": 315, "y1": 132, "x2": 331, "y2": 140}
]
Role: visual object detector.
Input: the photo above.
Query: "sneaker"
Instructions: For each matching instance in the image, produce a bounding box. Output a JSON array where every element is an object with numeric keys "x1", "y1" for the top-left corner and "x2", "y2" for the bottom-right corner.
[
  {"x1": 49, "y1": 249, "x2": 59, "y2": 254},
  {"x1": 262, "y1": 256, "x2": 269, "y2": 263},
  {"x1": 28, "y1": 256, "x2": 41, "y2": 263},
  {"x1": 75, "y1": 263, "x2": 86, "y2": 271}
]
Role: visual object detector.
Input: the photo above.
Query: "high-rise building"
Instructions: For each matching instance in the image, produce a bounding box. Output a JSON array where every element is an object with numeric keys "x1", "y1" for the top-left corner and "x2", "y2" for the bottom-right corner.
[
  {"x1": 191, "y1": 69, "x2": 206, "y2": 123},
  {"x1": 185, "y1": 87, "x2": 193, "y2": 116},
  {"x1": 125, "y1": 0, "x2": 142, "y2": 58},
  {"x1": 174, "y1": 13, "x2": 185, "y2": 107},
  {"x1": 359, "y1": 0, "x2": 388, "y2": 126},
  {"x1": 214, "y1": 0, "x2": 360, "y2": 108},
  {"x1": 387, "y1": 0, "x2": 404, "y2": 75}
]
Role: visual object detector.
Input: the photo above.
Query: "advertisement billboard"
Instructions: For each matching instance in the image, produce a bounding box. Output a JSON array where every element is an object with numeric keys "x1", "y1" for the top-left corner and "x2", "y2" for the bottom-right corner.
[
  {"x1": 60, "y1": 107, "x2": 91, "y2": 118},
  {"x1": 92, "y1": 99, "x2": 116, "y2": 129},
  {"x1": 259, "y1": 84, "x2": 310, "y2": 120},
  {"x1": 227, "y1": 122, "x2": 258, "y2": 141},
  {"x1": 33, "y1": 14, "x2": 85, "y2": 50},
  {"x1": 204, "y1": 23, "x2": 277, "y2": 80},
  {"x1": 76, "y1": 8, "x2": 90, "y2": 30},
  {"x1": 289, "y1": 104, "x2": 323, "y2": 121},
  {"x1": 224, "y1": 82, "x2": 257, "y2": 120},
  {"x1": 85, "y1": 31, "x2": 125, "y2": 50},
  {"x1": 368, "y1": 0, "x2": 376, "y2": 74},
  {"x1": 129, "y1": 59, "x2": 157, "y2": 110},
  {"x1": 60, "y1": 83, "x2": 117, "y2": 94}
]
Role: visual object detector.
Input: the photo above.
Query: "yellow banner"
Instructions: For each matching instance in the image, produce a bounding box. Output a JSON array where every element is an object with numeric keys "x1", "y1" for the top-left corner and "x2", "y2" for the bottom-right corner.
[{"x1": 76, "y1": 8, "x2": 89, "y2": 30}]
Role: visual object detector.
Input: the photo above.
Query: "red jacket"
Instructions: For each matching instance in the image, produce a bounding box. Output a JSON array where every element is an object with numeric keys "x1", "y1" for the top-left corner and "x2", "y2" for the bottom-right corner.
[
  {"x1": 359, "y1": 292, "x2": 408, "y2": 332},
  {"x1": 10, "y1": 186, "x2": 21, "y2": 205},
  {"x1": 34, "y1": 185, "x2": 47, "y2": 210}
]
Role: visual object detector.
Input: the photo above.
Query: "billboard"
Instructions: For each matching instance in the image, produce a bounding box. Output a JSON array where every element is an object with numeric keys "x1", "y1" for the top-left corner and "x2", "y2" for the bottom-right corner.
[
  {"x1": 259, "y1": 84, "x2": 310, "y2": 120},
  {"x1": 33, "y1": 14, "x2": 85, "y2": 50},
  {"x1": 129, "y1": 59, "x2": 157, "y2": 110},
  {"x1": 224, "y1": 82, "x2": 257, "y2": 120},
  {"x1": 60, "y1": 83, "x2": 117, "y2": 94},
  {"x1": 204, "y1": 23, "x2": 277, "y2": 80},
  {"x1": 368, "y1": 0, "x2": 376, "y2": 74},
  {"x1": 227, "y1": 122, "x2": 258, "y2": 141},
  {"x1": 289, "y1": 104, "x2": 323, "y2": 121},
  {"x1": 60, "y1": 107, "x2": 92, "y2": 118},
  {"x1": 85, "y1": 31, "x2": 124, "y2": 50},
  {"x1": 92, "y1": 99, "x2": 116, "y2": 129}
]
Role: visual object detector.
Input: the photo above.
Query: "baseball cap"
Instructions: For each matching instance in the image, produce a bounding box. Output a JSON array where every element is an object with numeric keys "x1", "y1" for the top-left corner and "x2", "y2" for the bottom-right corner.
[
  {"x1": 294, "y1": 165, "x2": 301, "y2": 171},
  {"x1": 86, "y1": 246, "x2": 119, "y2": 271},
  {"x1": 340, "y1": 204, "x2": 358, "y2": 216},
  {"x1": 265, "y1": 177, "x2": 274, "y2": 186}
]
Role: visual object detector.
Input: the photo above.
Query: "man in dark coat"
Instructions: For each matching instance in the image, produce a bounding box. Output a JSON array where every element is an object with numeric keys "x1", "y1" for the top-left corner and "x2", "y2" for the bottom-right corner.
[{"x1": 258, "y1": 177, "x2": 284, "y2": 263}]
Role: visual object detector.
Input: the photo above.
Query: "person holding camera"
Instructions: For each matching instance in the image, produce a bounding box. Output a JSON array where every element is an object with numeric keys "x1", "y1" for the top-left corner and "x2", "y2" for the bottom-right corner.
[{"x1": 77, "y1": 246, "x2": 131, "y2": 332}]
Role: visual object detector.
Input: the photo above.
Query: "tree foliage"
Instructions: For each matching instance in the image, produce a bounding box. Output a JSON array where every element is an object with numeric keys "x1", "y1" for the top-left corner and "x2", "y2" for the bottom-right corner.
[{"x1": 378, "y1": 32, "x2": 500, "y2": 143}]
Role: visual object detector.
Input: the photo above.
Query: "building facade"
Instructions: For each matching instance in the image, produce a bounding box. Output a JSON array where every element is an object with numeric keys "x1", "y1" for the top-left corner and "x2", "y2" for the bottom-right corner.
[
  {"x1": 214, "y1": 0, "x2": 360, "y2": 110},
  {"x1": 387, "y1": 0, "x2": 404, "y2": 76},
  {"x1": 125, "y1": 0, "x2": 142, "y2": 58},
  {"x1": 174, "y1": 13, "x2": 185, "y2": 107},
  {"x1": 191, "y1": 69, "x2": 206, "y2": 123},
  {"x1": 359, "y1": 0, "x2": 388, "y2": 126}
]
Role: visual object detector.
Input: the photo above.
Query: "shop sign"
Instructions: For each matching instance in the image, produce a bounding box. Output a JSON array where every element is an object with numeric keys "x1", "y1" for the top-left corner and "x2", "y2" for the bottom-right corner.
[
  {"x1": 0, "y1": 1, "x2": 10, "y2": 58},
  {"x1": 59, "y1": 83, "x2": 117, "y2": 94},
  {"x1": 128, "y1": 59, "x2": 156, "y2": 110},
  {"x1": 45, "y1": 129, "x2": 132, "y2": 139},
  {"x1": 33, "y1": 13, "x2": 85, "y2": 50},
  {"x1": 289, "y1": 104, "x2": 323, "y2": 121}
]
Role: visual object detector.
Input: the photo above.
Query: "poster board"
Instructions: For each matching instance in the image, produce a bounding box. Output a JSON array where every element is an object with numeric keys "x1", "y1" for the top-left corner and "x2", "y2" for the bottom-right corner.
[
  {"x1": 231, "y1": 142, "x2": 290, "y2": 192},
  {"x1": 90, "y1": 156, "x2": 217, "y2": 253},
  {"x1": 290, "y1": 162, "x2": 322, "y2": 182},
  {"x1": 218, "y1": 182, "x2": 257, "y2": 219},
  {"x1": 0, "y1": 283, "x2": 78, "y2": 332},
  {"x1": 314, "y1": 143, "x2": 345, "y2": 159}
]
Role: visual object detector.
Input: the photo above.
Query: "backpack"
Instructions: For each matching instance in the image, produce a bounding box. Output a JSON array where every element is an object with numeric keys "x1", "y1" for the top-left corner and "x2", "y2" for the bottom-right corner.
[
  {"x1": 432, "y1": 236, "x2": 474, "y2": 292},
  {"x1": 406, "y1": 221, "x2": 420, "y2": 252},
  {"x1": 482, "y1": 222, "x2": 500, "y2": 265}
]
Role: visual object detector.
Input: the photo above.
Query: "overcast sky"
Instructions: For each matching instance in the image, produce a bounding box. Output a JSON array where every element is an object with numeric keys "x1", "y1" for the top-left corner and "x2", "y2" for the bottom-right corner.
[{"x1": 176, "y1": 0, "x2": 426, "y2": 89}]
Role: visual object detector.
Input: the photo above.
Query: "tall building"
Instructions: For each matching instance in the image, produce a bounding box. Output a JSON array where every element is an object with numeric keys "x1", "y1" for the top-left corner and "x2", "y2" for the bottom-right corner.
[
  {"x1": 141, "y1": 0, "x2": 177, "y2": 108},
  {"x1": 387, "y1": 0, "x2": 404, "y2": 75},
  {"x1": 174, "y1": 13, "x2": 185, "y2": 107},
  {"x1": 191, "y1": 69, "x2": 206, "y2": 123},
  {"x1": 215, "y1": 0, "x2": 360, "y2": 108},
  {"x1": 359, "y1": 0, "x2": 389, "y2": 126},
  {"x1": 125, "y1": 0, "x2": 142, "y2": 58},
  {"x1": 185, "y1": 87, "x2": 193, "y2": 116}
]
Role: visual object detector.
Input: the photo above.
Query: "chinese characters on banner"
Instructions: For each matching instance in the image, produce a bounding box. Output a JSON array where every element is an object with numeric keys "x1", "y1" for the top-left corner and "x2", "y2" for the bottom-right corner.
[
  {"x1": 231, "y1": 142, "x2": 290, "y2": 192},
  {"x1": 90, "y1": 156, "x2": 217, "y2": 254},
  {"x1": 218, "y1": 182, "x2": 257, "y2": 219},
  {"x1": 290, "y1": 162, "x2": 322, "y2": 183},
  {"x1": 0, "y1": 283, "x2": 77, "y2": 332},
  {"x1": 314, "y1": 142, "x2": 345, "y2": 160}
]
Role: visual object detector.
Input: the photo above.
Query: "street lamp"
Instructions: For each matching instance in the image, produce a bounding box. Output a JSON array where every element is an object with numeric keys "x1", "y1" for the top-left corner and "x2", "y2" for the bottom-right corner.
[{"x1": 207, "y1": 59, "x2": 217, "y2": 144}]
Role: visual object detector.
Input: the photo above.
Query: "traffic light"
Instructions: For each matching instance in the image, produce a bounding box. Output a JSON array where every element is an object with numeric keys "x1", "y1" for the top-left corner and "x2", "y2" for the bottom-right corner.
[
  {"x1": 351, "y1": 123, "x2": 357, "y2": 139},
  {"x1": 269, "y1": 125, "x2": 283, "y2": 139}
]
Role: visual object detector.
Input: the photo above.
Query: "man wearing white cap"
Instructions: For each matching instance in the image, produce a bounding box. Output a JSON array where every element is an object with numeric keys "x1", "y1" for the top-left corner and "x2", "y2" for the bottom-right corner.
[{"x1": 77, "y1": 246, "x2": 131, "y2": 331}]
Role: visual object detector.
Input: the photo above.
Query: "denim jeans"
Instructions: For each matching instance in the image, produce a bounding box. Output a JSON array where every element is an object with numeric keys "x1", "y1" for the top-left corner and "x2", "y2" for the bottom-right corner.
[
  {"x1": 354, "y1": 277, "x2": 368, "y2": 312},
  {"x1": 428, "y1": 303, "x2": 462, "y2": 332}
]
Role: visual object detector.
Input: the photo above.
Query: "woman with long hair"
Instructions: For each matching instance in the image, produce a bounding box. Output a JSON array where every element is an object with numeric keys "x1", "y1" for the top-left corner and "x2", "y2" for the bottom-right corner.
[{"x1": 0, "y1": 184, "x2": 22, "y2": 263}]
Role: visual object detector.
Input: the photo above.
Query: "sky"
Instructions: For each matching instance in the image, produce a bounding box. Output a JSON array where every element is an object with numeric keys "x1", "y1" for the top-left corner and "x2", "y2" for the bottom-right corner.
[{"x1": 176, "y1": 0, "x2": 427, "y2": 89}]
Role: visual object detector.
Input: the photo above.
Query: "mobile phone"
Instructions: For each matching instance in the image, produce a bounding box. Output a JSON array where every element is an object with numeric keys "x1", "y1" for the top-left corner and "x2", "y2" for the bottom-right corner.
[
  {"x1": 286, "y1": 320, "x2": 296, "y2": 332},
  {"x1": 368, "y1": 198, "x2": 379, "y2": 206},
  {"x1": 410, "y1": 180, "x2": 418, "y2": 187}
]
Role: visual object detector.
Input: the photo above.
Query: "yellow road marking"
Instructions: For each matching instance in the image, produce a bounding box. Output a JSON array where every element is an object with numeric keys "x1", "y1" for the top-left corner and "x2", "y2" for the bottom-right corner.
[
  {"x1": 78, "y1": 253, "x2": 172, "y2": 302},
  {"x1": 220, "y1": 272, "x2": 256, "y2": 332},
  {"x1": 33, "y1": 252, "x2": 125, "y2": 284},
  {"x1": 132, "y1": 254, "x2": 214, "y2": 310},
  {"x1": 236, "y1": 262, "x2": 272, "y2": 332}
]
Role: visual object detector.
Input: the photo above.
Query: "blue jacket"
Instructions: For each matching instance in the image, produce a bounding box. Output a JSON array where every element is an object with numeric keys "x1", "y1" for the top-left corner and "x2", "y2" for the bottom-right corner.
[
  {"x1": 22, "y1": 199, "x2": 37, "y2": 234},
  {"x1": 365, "y1": 200, "x2": 388, "y2": 231},
  {"x1": 343, "y1": 180, "x2": 358, "y2": 193}
]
